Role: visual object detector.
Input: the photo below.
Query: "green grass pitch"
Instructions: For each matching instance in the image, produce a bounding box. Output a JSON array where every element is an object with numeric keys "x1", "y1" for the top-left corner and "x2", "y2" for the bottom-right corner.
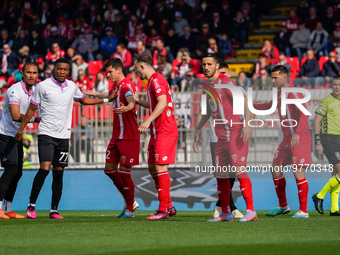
[{"x1": 0, "y1": 211, "x2": 338, "y2": 255}]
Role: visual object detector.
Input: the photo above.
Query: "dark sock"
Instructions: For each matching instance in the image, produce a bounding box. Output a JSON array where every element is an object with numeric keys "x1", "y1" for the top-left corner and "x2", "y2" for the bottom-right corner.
[
  {"x1": 4, "y1": 164, "x2": 23, "y2": 202},
  {"x1": 0, "y1": 164, "x2": 18, "y2": 200},
  {"x1": 215, "y1": 200, "x2": 221, "y2": 207},
  {"x1": 29, "y1": 168, "x2": 49, "y2": 204},
  {"x1": 51, "y1": 170, "x2": 64, "y2": 210},
  {"x1": 229, "y1": 177, "x2": 237, "y2": 211}
]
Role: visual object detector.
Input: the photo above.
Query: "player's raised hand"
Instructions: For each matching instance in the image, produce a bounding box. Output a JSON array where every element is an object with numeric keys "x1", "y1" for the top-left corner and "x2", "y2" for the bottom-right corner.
[
  {"x1": 107, "y1": 88, "x2": 119, "y2": 102},
  {"x1": 241, "y1": 126, "x2": 253, "y2": 142},
  {"x1": 133, "y1": 91, "x2": 140, "y2": 102},
  {"x1": 113, "y1": 102, "x2": 127, "y2": 114},
  {"x1": 82, "y1": 88, "x2": 97, "y2": 96},
  {"x1": 291, "y1": 134, "x2": 300, "y2": 148},
  {"x1": 138, "y1": 120, "x2": 150, "y2": 134},
  {"x1": 315, "y1": 144, "x2": 323, "y2": 155}
]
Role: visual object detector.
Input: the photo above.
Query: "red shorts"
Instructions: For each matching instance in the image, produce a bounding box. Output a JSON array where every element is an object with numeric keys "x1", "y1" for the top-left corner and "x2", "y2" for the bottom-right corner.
[
  {"x1": 215, "y1": 130, "x2": 249, "y2": 167},
  {"x1": 148, "y1": 136, "x2": 178, "y2": 165},
  {"x1": 273, "y1": 138, "x2": 311, "y2": 166},
  {"x1": 106, "y1": 139, "x2": 140, "y2": 166}
]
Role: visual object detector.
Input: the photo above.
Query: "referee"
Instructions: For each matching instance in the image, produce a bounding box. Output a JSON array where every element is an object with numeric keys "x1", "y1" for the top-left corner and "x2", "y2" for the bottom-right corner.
[{"x1": 312, "y1": 74, "x2": 340, "y2": 216}]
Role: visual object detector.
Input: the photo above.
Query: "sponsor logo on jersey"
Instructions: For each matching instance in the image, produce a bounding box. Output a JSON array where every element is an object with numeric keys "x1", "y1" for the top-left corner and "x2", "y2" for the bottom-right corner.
[
  {"x1": 231, "y1": 154, "x2": 237, "y2": 162},
  {"x1": 162, "y1": 156, "x2": 168, "y2": 161},
  {"x1": 241, "y1": 156, "x2": 245, "y2": 162},
  {"x1": 292, "y1": 157, "x2": 297, "y2": 164},
  {"x1": 274, "y1": 150, "x2": 279, "y2": 159},
  {"x1": 156, "y1": 88, "x2": 161, "y2": 93},
  {"x1": 121, "y1": 156, "x2": 126, "y2": 164},
  {"x1": 317, "y1": 104, "x2": 324, "y2": 111},
  {"x1": 300, "y1": 158, "x2": 305, "y2": 163},
  {"x1": 155, "y1": 154, "x2": 159, "y2": 161},
  {"x1": 168, "y1": 102, "x2": 173, "y2": 107},
  {"x1": 129, "y1": 158, "x2": 134, "y2": 163}
]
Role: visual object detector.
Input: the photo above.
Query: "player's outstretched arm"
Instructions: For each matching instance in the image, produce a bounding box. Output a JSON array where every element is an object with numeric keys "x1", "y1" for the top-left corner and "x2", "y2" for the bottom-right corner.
[
  {"x1": 133, "y1": 91, "x2": 149, "y2": 108},
  {"x1": 15, "y1": 103, "x2": 38, "y2": 142},
  {"x1": 82, "y1": 88, "x2": 109, "y2": 99},
  {"x1": 80, "y1": 89, "x2": 118, "y2": 105},
  {"x1": 313, "y1": 113, "x2": 323, "y2": 155},
  {"x1": 113, "y1": 95, "x2": 135, "y2": 114}
]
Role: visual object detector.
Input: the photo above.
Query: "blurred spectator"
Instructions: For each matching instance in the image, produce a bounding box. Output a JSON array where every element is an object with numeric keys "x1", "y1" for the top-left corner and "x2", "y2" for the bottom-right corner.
[
  {"x1": 307, "y1": 22, "x2": 329, "y2": 57},
  {"x1": 28, "y1": 15, "x2": 44, "y2": 34},
  {"x1": 44, "y1": 67, "x2": 52, "y2": 80},
  {"x1": 39, "y1": 1, "x2": 55, "y2": 26},
  {"x1": 164, "y1": 27, "x2": 179, "y2": 57},
  {"x1": 5, "y1": 1, "x2": 20, "y2": 26},
  {"x1": 0, "y1": 44, "x2": 17, "y2": 76},
  {"x1": 88, "y1": 3, "x2": 99, "y2": 25},
  {"x1": 136, "y1": 0, "x2": 149, "y2": 24},
  {"x1": 220, "y1": 0, "x2": 233, "y2": 24},
  {"x1": 57, "y1": 17, "x2": 68, "y2": 38},
  {"x1": 126, "y1": 67, "x2": 144, "y2": 92},
  {"x1": 133, "y1": 40, "x2": 152, "y2": 62},
  {"x1": 317, "y1": 51, "x2": 340, "y2": 86},
  {"x1": 153, "y1": 1, "x2": 170, "y2": 25},
  {"x1": 158, "y1": 55, "x2": 172, "y2": 82},
  {"x1": 93, "y1": 71, "x2": 109, "y2": 93},
  {"x1": 236, "y1": 71, "x2": 252, "y2": 90},
  {"x1": 315, "y1": 0, "x2": 328, "y2": 18},
  {"x1": 174, "y1": 12, "x2": 189, "y2": 37},
  {"x1": 192, "y1": 1, "x2": 213, "y2": 32},
  {"x1": 174, "y1": 0, "x2": 193, "y2": 21},
  {"x1": 286, "y1": 9, "x2": 300, "y2": 33},
  {"x1": 75, "y1": 69, "x2": 92, "y2": 91},
  {"x1": 322, "y1": 5, "x2": 336, "y2": 34},
  {"x1": 125, "y1": 14, "x2": 139, "y2": 41},
  {"x1": 65, "y1": 47, "x2": 75, "y2": 62},
  {"x1": 296, "y1": 0, "x2": 310, "y2": 22},
  {"x1": 18, "y1": 46, "x2": 34, "y2": 64},
  {"x1": 36, "y1": 57, "x2": 46, "y2": 81},
  {"x1": 295, "y1": 49, "x2": 320, "y2": 87},
  {"x1": 195, "y1": 22, "x2": 212, "y2": 53},
  {"x1": 45, "y1": 42, "x2": 66, "y2": 65},
  {"x1": 328, "y1": 21, "x2": 340, "y2": 51},
  {"x1": 0, "y1": 29, "x2": 14, "y2": 52},
  {"x1": 113, "y1": 43, "x2": 133, "y2": 73},
  {"x1": 260, "y1": 40, "x2": 279, "y2": 64},
  {"x1": 171, "y1": 50, "x2": 192, "y2": 86},
  {"x1": 129, "y1": 25, "x2": 147, "y2": 51},
  {"x1": 273, "y1": 22, "x2": 292, "y2": 57},
  {"x1": 22, "y1": 134, "x2": 34, "y2": 170},
  {"x1": 100, "y1": 27, "x2": 118, "y2": 60},
  {"x1": 104, "y1": 3, "x2": 119, "y2": 24},
  {"x1": 11, "y1": 16, "x2": 26, "y2": 39},
  {"x1": 70, "y1": 116, "x2": 95, "y2": 163},
  {"x1": 305, "y1": 6, "x2": 320, "y2": 31},
  {"x1": 179, "y1": 26, "x2": 196, "y2": 54},
  {"x1": 93, "y1": 14, "x2": 105, "y2": 38},
  {"x1": 113, "y1": 14, "x2": 126, "y2": 43},
  {"x1": 210, "y1": 11, "x2": 225, "y2": 37},
  {"x1": 252, "y1": 53, "x2": 271, "y2": 79},
  {"x1": 72, "y1": 54, "x2": 88, "y2": 81},
  {"x1": 12, "y1": 29, "x2": 29, "y2": 55},
  {"x1": 218, "y1": 33, "x2": 233, "y2": 59},
  {"x1": 207, "y1": 38, "x2": 224, "y2": 63},
  {"x1": 121, "y1": 4, "x2": 131, "y2": 21},
  {"x1": 153, "y1": 38, "x2": 173, "y2": 68},
  {"x1": 28, "y1": 29, "x2": 45, "y2": 58},
  {"x1": 241, "y1": 1, "x2": 256, "y2": 33},
  {"x1": 290, "y1": 20, "x2": 310, "y2": 61},
  {"x1": 271, "y1": 53, "x2": 292, "y2": 76},
  {"x1": 45, "y1": 26, "x2": 66, "y2": 52},
  {"x1": 72, "y1": 23, "x2": 99, "y2": 61},
  {"x1": 253, "y1": 68, "x2": 272, "y2": 91},
  {"x1": 42, "y1": 23, "x2": 52, "y2": 40},
  {"x1": 179, "y1": 69, "x2": 196, "y2": 92},
  {"x1": 146, "y1": 27, "x2": 161, "y2": 52},
  {"x1": 228, "y1": 11, "x2": 247, "y2": 49}
]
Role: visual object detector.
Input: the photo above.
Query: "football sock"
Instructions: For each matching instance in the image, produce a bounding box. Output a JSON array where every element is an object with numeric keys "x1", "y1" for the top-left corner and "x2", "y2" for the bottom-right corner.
[
  {"x1": 273, "y1": 174, "x2": 288, "y2": 207},
  {"x1": 296, "y1": 178, "x2": 308, "y2": 213},
  {"x1": 4, "y1": 164, "x2": 23, "y2": 202},
  {"x1": 229, "y1": 177, "x2": 237, "y2": 211},
  {"x1": 51, "y1": 170, "x2": 64, "y2": 211},
  {"x1": 237, "y1": 171, "x2": 255, "y2": 212},
  {"x1": 152, "y1": 172, "x2": 170, "y2": 213},
  {"x1": 2, "y1": 200, "x2": 12, "y2": 213},
  {"x1": 29, "y1": 168, "x2": 49, "y2": 204},
  {"x1": 120, "y1": 170, "x2": 135, "y2": 212},
  {"x1": 317, "y1": 174, "x2": 340, "y2": 199},
  {"x1": 215, "y1": 200, "x2": 221, "y2": 207},
  {"x1": 0, "y1": 164, "x2": 18, "y2": 200},
  {"x1": 330, "y1": 183, "x2": 340, "y2": 213},
  {"x1": 104, "y1": 169, "x2": 125, "y2": 195},
  {"x1": 216, "y1": 175, "x2": 230, "y2": 214}
]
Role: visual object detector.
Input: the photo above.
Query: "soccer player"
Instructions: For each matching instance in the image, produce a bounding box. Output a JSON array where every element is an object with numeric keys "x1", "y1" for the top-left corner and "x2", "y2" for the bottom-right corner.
[
  {"x1": 195, "y1": 53, "x2": 257, "y2": 222},
  {"x1": 193, "y1": 62, "x2": 243, "y2": 219},
  {"x1": 254, "y1": 65, "x2": 311, "y2": 218},
  {"x1": 312, "y1": 75, "x2": 340, "y2": 216},
  {"x1": 0, "y1": 62, "x2": 40, "y2": 219},
  {"x1": 134, "y1": 55, "x2": 178, "y2": 220},
  {"x1": 15, "y1": 58, "x2": 116, "y2": 219},
  {"x1": 83, "y1": 58, "x2": 140, "y2": 218}
]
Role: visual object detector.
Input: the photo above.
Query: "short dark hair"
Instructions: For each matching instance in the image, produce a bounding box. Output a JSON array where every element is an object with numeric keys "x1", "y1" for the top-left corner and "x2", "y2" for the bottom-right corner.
[
  {"x1": 105, "y1": 58, "x2": 124, "y2": 70},
  {"x1": 22, "y1": 62, "x2": 38, "y2": 72},
  {"x1": 201, "y1": 53, "x2": 219, "y2": 63},
  {"x1": 332, "y1": 74, "x2": 340, "y2": 81},
  {"x1": 117, "y1": 43, "x2": 125, "y2": 49},
  {"x1": 156, "y1": 38, "x2": 164, "y2": 44},
  {"x1": 271, "y1": 65, "x2": 288, "y2": 75},
  {"x1": 136, "y1": 55, "x2": 153, "y2": 67},
  {"x1": 55, "y1": 58, "x2": 70, "y2": 68},
  {"x1": 218, "y1": 63, "x2": 229, "y2": 70}
]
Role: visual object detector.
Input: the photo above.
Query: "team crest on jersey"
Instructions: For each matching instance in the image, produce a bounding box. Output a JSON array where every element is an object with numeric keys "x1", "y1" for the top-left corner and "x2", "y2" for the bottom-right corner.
[
  {"x1": 208, "y1": 98, "x2": 217, "y2": 112},
  {"x1": 167, "y1": 109, "x2": 172, "y2": 117},
  {"x1": 121, "y1": 156, "x2": 126, "y2": 164},
  {"x1": 292, "y1": 157, "x2": 297, "y2": 164},
  {"x1": 155, "y1": 154, "x2": 159, "y2": 161},
  {"x1": 335, "y1": 152, "x2": 340, "y2": 160},
  {"x1": 317, "y1": 104, "x2": 324, "y2": 111},
  {"x1": 231, "y1": 154, "x2": 237, "y2": 162}
]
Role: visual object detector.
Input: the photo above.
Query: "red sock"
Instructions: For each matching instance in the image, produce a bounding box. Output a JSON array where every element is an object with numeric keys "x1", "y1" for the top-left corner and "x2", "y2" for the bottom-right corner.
[
  {"x1": 216, "y1": 175, "x2": 230, "y2": 214},
  {"x1": 237, "y1": 171, "x2": 254, "y2": 211},
  {"x1": 152, "y1": 172, "x2": 170, "y2": 213},
  {"x1": 296, "y1": 178, "x2": 308, "y2": 213},
  {"x1": 273, "y1": 174, "x2": 288, "y2": 207},
  {"x1": 104, "y1": 169, "x2": 124, "y2": 195},
  {"x1": 120, "y1": 170, "x2": 135, "y2": 212}
]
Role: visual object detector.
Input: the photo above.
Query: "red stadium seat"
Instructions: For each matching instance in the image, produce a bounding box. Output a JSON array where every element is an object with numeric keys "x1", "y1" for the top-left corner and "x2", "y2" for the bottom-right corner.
[
  {"x1": 300, "y1": 56, "x2": 307, "y2": 67},
  {"x1": 319, "y1": 56, "x2": 329, "y2": 72},
  {"x1": 88, "y1": 61, "x2": 103, "y2": 76},
  {"x1": 286, "y1": 57, "x2": 300, "y2": 78},
  {"x1": 7, "y1": 76, "x2": 15, "y2": 87}
]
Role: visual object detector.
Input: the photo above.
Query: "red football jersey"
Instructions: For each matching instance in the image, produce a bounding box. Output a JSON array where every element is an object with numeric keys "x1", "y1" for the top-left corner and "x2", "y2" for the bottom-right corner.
[
  {"x1": 147, "y1": 72, "x2": 178, "y2": 139},
  {"x1": 254, "y1": 89, "x2": 310, "y2": 141},
  {"x1": 206, "y1": 73, "x2": 245, "y2": 140},
  {"x1": 110, "y1": 78, "x2": 139, "y2": 140}
]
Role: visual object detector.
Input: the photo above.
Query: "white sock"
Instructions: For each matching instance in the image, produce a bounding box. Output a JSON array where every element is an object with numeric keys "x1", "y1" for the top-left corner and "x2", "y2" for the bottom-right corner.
[
  {"x1": 3, "y1": 200, "x2": 11, "y2": 213},
  {"x1": 0, "y1": 201, "x2": 2, "y2": 210},
  {"x1": 50, "y1": 209, "x2": 57, "y2": 213}
]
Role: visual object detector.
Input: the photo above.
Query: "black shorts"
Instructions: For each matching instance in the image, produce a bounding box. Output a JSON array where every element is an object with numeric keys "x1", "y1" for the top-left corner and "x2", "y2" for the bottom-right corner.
[
  {"x1": 38, "y1": 135, "x2": 69, "y2": 167},
  {"x1": 0, "y1": 134, "x2": 23, "y2": 167},
  {"x1": 321, "y1": 134, "x2": 340, "y2": 165}
]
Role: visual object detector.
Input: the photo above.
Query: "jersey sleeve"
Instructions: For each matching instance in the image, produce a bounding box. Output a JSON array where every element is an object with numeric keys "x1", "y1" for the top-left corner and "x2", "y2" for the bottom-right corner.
[
  {"x1": 30, "y1": 83, "x2": 42, "y2": 106},
  {"x1": 73, "y1": 82, "x2": 85, "y2": 101},
  {"x1": 121, "y1": 85, "x2": 133, "y2": 99},
  {"x1": 315, "y1": 98, "x2": 328, "y2": 116},
  {"x1": 151, "y1": 77, "x2": 167, "y2": 98},
  {"x1": 8, "y1": 88, "x2": 21, "y2": 105}
]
